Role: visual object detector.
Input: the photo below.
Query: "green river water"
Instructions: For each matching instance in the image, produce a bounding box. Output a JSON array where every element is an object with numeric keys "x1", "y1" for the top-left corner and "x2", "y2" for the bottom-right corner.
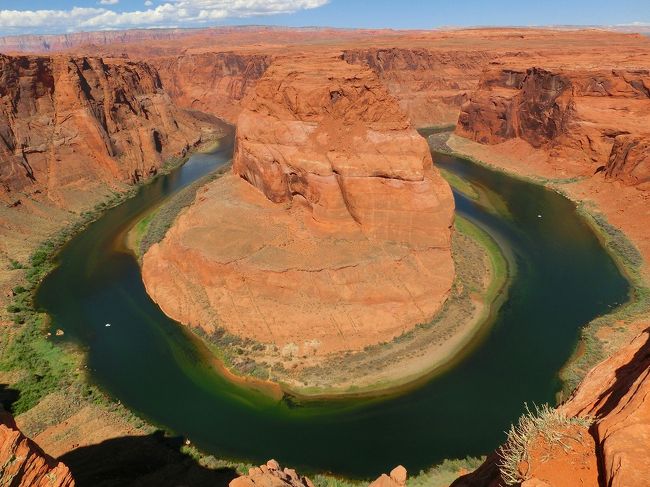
[{"x1": 35, "y1": 128, "x2": 629, "y2": 479}]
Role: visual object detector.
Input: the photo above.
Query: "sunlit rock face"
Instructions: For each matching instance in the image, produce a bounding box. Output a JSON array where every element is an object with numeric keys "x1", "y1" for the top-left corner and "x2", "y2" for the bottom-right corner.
[{"x1": 143, "y1": 54, "x2": 455, "y2": 357}]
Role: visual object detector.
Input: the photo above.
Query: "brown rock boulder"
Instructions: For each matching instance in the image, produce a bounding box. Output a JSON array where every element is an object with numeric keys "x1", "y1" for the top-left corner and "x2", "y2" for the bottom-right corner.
[
  {"x1": 229, "y1": 460, "x2": 314, "y2": 487},
  {"x1": 0, "y1": 410, "x2": 75, "y2": 487},
  {"x1": 605, "y1": 134, "x2": 650, "y2": 187},
  {"x1": 143, "y1": 54, "x2": 454, "y2": 358},
  {"x1": 368, "y1": 465, "x2": 408, "y2": 487}
]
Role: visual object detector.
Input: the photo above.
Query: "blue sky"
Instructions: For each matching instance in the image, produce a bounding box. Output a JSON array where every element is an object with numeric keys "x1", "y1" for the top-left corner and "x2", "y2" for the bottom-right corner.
[{"x1": 0, "y1": 0, "x2": 649, "y2": 35}]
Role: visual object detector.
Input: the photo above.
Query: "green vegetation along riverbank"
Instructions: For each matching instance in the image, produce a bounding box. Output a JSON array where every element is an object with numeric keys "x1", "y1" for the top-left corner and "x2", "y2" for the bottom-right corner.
[
  {"x1": 139, "y1": 207, "x2": 510, "y2": 400},
  {"x1": 429, "y1": 130, "x2": 649, "y2": 399}
]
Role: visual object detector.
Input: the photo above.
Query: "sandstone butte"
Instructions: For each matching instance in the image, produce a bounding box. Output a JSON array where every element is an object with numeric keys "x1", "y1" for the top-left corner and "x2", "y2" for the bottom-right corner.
[
  {"x1": 142, "y1": 54, "x2": 455, "y2": 357},
  {"x1": 2, "y1": 27, "x2": 650, "y2": 487}
]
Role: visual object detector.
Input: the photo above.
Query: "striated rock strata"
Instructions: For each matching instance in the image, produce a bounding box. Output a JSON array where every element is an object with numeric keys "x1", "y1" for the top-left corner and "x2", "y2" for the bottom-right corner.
[
  {"x1": 0, "y1": 53, "x2": 219, "y2": 206},
  {"x1": 151, "y1": 52, "x2": 271, "y2": 123},
  {"x1": 143, "y1": 55, "x2": 455, "y2": 357},
  {"x1": 0, "y1": 408, "x2": 75, "y2": 487},
  {"x1": 343, "y1": 48, "x2": 492, "y2": 127},
  {"x1": 456, "y1": 62, "x2": 650, "y2": 186}
]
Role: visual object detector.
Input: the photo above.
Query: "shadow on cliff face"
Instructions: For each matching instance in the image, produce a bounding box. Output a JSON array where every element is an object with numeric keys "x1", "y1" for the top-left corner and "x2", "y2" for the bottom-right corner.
[
  {"x1": 60, "y1": 430, "x2": 238, "y2": 487},
  {"x1": 592, "y1": 326, "x2": 650, "y2": 418},
  {"x1": 588, "y1": 326, "x2": 650, "y2": 486}
]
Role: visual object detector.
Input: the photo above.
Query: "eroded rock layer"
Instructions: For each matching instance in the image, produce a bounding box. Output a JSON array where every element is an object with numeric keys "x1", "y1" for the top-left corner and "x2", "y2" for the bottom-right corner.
[
  {"x1": 456, "y1": 61, "x2": 650, "y2": 186},
  {"x1": 143, "y1": 55, "x2": 455, "y2": 356},
  {"x1": 342, "y1": 48, "x2": 492, "y2": 127},
  {"x1": 0, "y1": 53, "x2": 219, "y2": 206},
  {"x1": 151, "y1": 52, "x2": 272, "y2": 123},
  {"x1": 0, "y1": 409, "x2": 74, "y2": 487}
]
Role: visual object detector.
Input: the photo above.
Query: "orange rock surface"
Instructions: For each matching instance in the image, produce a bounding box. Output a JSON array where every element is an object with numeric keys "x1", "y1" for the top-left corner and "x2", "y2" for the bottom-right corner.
[
  {"x1": 142, "y1": 54, "x2": 455, "y2": 356},
  {"x1": 0, "y1": 53, "x2": 219, "y2": 205},
  {"x1": 560, "y1": 328, "x2": 650, "y2": 487},
  {"x1": 150, "y1": 52, "x2": 271, "y2": 123},
  {"x1": 456, "y1": 56, "x2": 650, "y2": 187},
  {"x1": 230, "y1": 460, "x2": 407, "y2": 487},
  {"x1": 342, "y1": 48, "x2": 491, "y2": 127},
  {"x1": 368, "y1": 465, "x2": 408, "y2": 487},
  {"x1": 0, "y1": 409, "x2": 74, "y2": 487},
  {"x1": 230, "y1": 460, "x2": 315, "y2": 487}
]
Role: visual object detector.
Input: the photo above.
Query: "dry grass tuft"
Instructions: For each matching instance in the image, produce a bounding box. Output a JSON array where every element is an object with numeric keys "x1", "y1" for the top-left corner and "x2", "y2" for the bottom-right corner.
[{"x1": 498, "y1": 403, "x2": 594, "y2": 485}]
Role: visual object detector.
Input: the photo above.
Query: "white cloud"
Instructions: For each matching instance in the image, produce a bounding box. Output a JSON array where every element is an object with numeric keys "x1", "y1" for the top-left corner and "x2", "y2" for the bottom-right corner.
[{"x1": 0, "y1": 0, "x2": 329, "y2": 33}]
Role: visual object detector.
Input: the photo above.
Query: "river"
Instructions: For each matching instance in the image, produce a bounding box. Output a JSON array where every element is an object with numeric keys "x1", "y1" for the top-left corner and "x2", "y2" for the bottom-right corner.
[{"x1": 35, "y1": 128, "x2": 629, "y2": 478}]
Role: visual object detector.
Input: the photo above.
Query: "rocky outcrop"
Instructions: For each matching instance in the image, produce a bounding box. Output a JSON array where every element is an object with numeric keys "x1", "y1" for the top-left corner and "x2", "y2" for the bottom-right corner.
[
  {"x1": 368, "y1": 465, "x2": 407, "y2": 487},
  {"x1": 0, "y1": 54, "x2": 220, "y2": 207},
  {"x1": 230, "y1": 461, "x2": 406, "y2": 487},
  {"x1": 456, "y1": 63, "x2": 650, "y2": 185},
  {"x1": 142, "y1": 54, "x2": 454, "y2": 358},
  {"x1": 0, "y1": 409, "x2": 74, "y2": 486},
  {"x1": 151, "y1": 52, "x2": 272, "y2": 123},
  {"x1": 451, "y1": 328, "x2": 650, "y2": 487},
  {"x1": 560, "y1": 327, "x2": 650, "y2": 487},
  {"x1": 343, "y1": 48, "x2": 493, "y2": 127},
  {"x1": 230, "y1": 460, "x2": 314, "y2": 487},
  {"x1": 605, "y1": 134, "x2": 650, "y2": 187},
  {"x1": 457, "y1": 67, "x2": 574, "y2": 147}
]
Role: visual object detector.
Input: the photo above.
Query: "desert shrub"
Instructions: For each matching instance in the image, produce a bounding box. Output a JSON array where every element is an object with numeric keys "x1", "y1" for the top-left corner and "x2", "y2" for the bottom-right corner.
[
  {"x1": 591, "y1": 213, "x2": 643, "y2": 269},
  {"x1": 408, "y1": 456, "x2": 485, "y2": 487},
  {"x1": 498, "y1": 404, "x2": 593, "y2": 485},
  {"x1": 8, "y1": 259, "x2": 25, "y2": 270}
]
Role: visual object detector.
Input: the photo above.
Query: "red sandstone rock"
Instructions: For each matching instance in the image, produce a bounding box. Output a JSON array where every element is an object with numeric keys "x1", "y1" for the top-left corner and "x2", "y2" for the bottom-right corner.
[
  {"x1": 230, "y1": 462, "x2": 407, "y2": 487},
  {"x1": 142, "y1": 54, "x2": 455, "y2": 357},
  {"x1": 229, "y1": 460, "x2": 314, "y2": 487},
  {"x1": 605, "y1": 134, "x2": 650, "y2": 187},
  {"x1": 0, "y1": 410, "x2": 74, "y2": 487},
  {"x1": 368, "y1": 465, "x2": 408, "y2": 487},
  {"x1": 560, "y1": 328, "x2": 650, "y2": 487},
  {"x1": 456, "y1": 61, "x2": 650, "y2": 185},
  {"x1": 0, "y1": 53, "x2": 219, "y2": 206},
  {"x1": 343, "y1": 48, "x2": 492, "y2": 127},
  {"x1": 151, "y1": 52, "x2": 271, "y2": 123}
]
